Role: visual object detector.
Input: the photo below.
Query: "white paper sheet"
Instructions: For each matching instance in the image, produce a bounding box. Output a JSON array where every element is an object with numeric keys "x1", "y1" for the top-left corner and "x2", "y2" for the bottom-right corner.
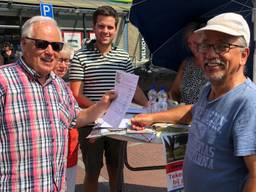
[
  {"x1": 96, "y1": 117, "x2": 131, "y2": 129},
  {"x1": 101, "y1": 71, "x2": 139, "y2": 128}
]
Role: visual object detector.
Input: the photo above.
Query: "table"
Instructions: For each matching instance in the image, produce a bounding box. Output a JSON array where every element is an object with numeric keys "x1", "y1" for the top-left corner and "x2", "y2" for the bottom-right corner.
[
  {"x1": 87, "y1": 123, "x2": 189, "y2": 191},
  {"x1": 88, "y1": 123, "x2": 189, "y2": 171}
]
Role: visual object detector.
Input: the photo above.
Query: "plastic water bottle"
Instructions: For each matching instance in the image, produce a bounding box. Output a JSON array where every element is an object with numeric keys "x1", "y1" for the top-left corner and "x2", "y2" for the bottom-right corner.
[
  {"x1": 147, "y1": 86, "x2": 158, "y2": 113},
  {"x1": 157, "y1": 87, "x2": 168, "y2": 112}
]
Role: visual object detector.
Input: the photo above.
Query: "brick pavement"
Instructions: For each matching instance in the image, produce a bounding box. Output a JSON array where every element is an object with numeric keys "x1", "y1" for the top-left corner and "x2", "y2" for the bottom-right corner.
[{"x1": 75, "y1": 142, "x2": 167, "y2": 192}]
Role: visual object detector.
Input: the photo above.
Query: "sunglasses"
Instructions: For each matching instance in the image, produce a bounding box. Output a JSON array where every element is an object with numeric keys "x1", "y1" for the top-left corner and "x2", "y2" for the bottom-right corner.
[{"x1": 26, "y1": 37, "x2": 64, "y2": 52}]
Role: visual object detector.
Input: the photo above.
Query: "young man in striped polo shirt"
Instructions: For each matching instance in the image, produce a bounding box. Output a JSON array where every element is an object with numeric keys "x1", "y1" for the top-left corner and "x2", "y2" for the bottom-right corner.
[{"x1": 69, "y1": 5, "x2": 148, "y2": 192}]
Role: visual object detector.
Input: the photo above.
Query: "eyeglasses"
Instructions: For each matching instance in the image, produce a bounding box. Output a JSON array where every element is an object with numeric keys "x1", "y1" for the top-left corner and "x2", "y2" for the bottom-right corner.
[
  {"x1": 57, "y1": 58, "x2": 71, "y2": 65},
  {"x1": 198, "y1": 43, "x2": 245, "y2": 54},
  {"x1": 26, "y1": 37, "x2": 64, "y2": 52}
]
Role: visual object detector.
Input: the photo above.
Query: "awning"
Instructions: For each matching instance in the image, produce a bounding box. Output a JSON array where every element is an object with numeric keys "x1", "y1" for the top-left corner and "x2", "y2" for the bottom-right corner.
[{"x1": 0, "y1": 0, "x2": 131, "y2": 13}]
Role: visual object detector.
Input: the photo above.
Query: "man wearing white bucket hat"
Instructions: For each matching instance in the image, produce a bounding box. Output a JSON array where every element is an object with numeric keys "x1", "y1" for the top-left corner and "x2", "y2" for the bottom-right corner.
[{"x1": 131, "y1": 12, "x2": 256, "y2": 192}]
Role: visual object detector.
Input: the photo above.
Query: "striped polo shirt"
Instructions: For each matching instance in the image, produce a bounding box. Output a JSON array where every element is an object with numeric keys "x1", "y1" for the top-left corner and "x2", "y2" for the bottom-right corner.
[{"x1": 69, "y1": 44, "x2": 134, "y2": 101}]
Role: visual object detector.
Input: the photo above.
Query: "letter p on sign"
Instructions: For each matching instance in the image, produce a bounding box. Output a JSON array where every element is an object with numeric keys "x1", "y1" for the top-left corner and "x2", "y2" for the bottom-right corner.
[{"x1": 40, "y1": 3, "x2": 54, "y2": 18}]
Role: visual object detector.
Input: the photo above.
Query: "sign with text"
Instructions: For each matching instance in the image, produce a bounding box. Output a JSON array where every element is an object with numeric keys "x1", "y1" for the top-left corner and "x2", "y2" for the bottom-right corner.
[
  {"x1": 166, "y1": 160, "x2": 184, "y2": 192},
  {"x1": 40, "y1": 3, "x2": 54, "y2": 18},
  {"x1": 63, "y1": 31, "x2": 83, "y2": 51},
  {"x1": 162, "y1": 133, "x2": 188, "y2": 192},
  {"x1": 140, "y1": 36, "x2": 150, "y2": 61}
]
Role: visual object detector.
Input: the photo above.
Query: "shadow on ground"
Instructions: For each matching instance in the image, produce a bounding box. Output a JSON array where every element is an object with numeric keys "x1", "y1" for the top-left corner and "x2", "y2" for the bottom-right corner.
[{"x1": 75, "y1": 183, "x2": 166, "y2": 192}]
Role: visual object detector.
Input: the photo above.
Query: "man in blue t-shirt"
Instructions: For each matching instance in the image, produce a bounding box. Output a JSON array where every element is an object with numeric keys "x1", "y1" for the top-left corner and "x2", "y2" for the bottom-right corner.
[{"x1": 131, "y1": 12, "x2": 256, "y2": 192}]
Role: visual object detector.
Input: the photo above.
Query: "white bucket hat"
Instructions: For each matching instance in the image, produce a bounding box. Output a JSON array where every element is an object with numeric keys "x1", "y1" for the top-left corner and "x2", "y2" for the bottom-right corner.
[{"x1": 196, "y1": 12, "x2": 250, "y2": 47}]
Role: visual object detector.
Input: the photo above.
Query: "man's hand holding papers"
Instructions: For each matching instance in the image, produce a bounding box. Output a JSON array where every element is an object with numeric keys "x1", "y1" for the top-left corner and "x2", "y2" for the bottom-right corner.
[{"x1": 99, "y1": 71, "x2": 139, "y2": 129}]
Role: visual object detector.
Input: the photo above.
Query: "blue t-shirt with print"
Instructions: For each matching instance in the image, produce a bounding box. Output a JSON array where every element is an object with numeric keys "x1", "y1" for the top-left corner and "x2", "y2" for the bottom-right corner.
[{"x1": 183, "y1": 78, "x2": 256, "y2": 192}]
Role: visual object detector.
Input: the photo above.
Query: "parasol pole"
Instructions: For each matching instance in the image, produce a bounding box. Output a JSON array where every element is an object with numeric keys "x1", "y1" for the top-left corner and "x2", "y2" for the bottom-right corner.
[{"x1": 252, "y1": 0, "x2": 256, "y2": 82}]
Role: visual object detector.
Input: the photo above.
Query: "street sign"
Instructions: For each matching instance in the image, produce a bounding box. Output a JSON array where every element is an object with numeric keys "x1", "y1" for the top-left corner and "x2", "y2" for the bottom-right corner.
[{"x1": 40, "y1": 3, "x2": 54, "y2": 18}]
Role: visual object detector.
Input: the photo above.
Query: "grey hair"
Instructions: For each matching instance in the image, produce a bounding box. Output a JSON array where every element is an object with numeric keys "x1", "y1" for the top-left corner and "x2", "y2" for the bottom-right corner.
[
  {"x1": 238, "y1": 36, "x2": 247, "y2": 48},
  {"x1": 60, "y1": 43, "x2": 74, "y2": 59},
  {"x1": 237, "y1": 36, "x2": 249, "y2": 76},
  {"x1": 21, "y1": 16, "x2": 62, "y2": 40}
]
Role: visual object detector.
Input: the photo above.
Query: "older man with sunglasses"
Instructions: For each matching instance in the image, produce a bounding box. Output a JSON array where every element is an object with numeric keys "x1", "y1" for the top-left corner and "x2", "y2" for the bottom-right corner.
[
  {"x1": 131, "y1": 12, "x2": 256, "y2": 192},
  {"x1": 0, "y1": 16, "x2": 116, "y2": 191}
]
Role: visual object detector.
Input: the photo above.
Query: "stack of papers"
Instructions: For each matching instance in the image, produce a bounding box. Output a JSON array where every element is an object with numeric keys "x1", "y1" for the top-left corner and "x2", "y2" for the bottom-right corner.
[
  {"x1": 126, "y1": 128, "x2": 155, "y2": 134},
  {"x1": 95, "y1": 117, "x2": 131, "y2": 129}
]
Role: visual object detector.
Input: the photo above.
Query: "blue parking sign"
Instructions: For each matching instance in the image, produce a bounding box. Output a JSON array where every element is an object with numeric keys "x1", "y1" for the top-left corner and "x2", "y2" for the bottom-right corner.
[{"x1": 40, "y1": 3, "x2": 54, "y2": 18}]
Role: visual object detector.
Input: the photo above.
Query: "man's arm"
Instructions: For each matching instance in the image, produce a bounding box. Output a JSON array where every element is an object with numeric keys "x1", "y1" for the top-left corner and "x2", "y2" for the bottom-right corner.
[
  {"x1": 243, "y1": 155, "x2": 256, "y2": 192},
  {"x1": 76, "y1": 90, "x2": 117, "y2": 128},
  {"x1": 131, "y1": 104, "x2": 192, "y2": 130},
  {"x1": 70, "y1": 80, "x2": 94, "y2": 108},
  {"x1": 133, "y1": 85, "x2": 149, "y2": 107}
]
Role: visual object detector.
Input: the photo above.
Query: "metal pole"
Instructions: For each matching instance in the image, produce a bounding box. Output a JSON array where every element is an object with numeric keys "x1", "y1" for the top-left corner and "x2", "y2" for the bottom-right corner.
[
  {"x1": 123, "y1": 16, "x2": 129, "y2": 52},
  {"x1": 252, "y1": 1, "x2": 256, "y2": 82}
]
